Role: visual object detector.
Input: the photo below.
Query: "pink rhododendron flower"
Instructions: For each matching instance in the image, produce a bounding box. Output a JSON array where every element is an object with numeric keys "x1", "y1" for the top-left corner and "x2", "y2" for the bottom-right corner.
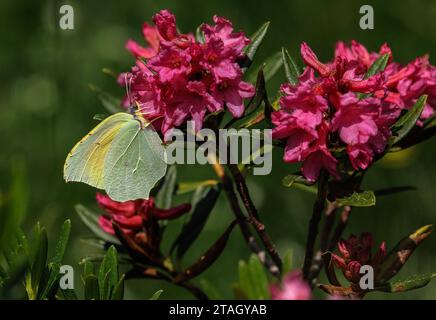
[
  {"x1": 96, "y1": 193, "x2": 191, "y2": 235},
  {"x1": 125, "y1": 23, "x2": 161, "y2": 59},
  {"x1": 331, "y1": 93, "x2": 379, "y2": 146},
  {"x1": 331, "y1": 232, "x2": 386, "y2": 284},
  {"x1": 120, "y1": 10, "x2": 254, "y2": 134},
  {"x1": 270, "y1": 271, "x2": 312, "y2": 300},
  {"x1": 273, "y1": 41, "x2": 436, "y2": 180},
  {"x1": 334, "y1": 40, "x2": 392, "y2": 72}
]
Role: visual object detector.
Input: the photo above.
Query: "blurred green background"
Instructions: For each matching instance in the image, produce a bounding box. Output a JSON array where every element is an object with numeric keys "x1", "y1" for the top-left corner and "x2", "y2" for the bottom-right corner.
[{"x1": 1, "y1": 0, "x2": 436, "y2": 299}]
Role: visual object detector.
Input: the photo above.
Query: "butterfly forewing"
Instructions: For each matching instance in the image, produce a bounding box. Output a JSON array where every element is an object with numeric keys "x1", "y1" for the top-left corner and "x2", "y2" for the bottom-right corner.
[{"x1": 63, "y1": 113, "x2": 132, "y2": 188}]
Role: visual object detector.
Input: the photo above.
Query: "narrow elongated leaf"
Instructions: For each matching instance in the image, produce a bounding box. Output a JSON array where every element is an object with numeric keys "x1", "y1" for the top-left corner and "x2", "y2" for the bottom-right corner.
[
  {"x1": 111, "y1": 274, "x2": 125, "y2": 300},
  {"x1": 150, "y1": 289, "x2": 164, "y2": 300},
  {"x1": 174, "y1": 220, "x2": 237, "y2": 283},
  {"x1": 172, "y1": 186, "x2": 221, "y2": 259},
  {"x1": 376, "y1": 225, "x2": 433, "y2": 283},
  {"x1": 51, "y1": 219, "x2": 71, "y2": 265},
  {"x1": 155, "y1": 166, "x2": 177, "y2": 209},
  {"x1": 263, "y1": 52, "x2": 283, "y2": 82},
  {"x1": 248, "y1": 255, "x2": 269, "y2": 300},
  {"x1": 390, "y1": 95, "x2": 428, "y2": 146},
  {"x1": 237, "y1": 255, "x2": 270, "y2": 300},
  {"x1": 195, "y1": 26, "x2": 205, "y2": 43},
  {"x1": 364, "y1": 53, "x2": 390, "y2": 79},
  {"x1": 246, "y1": 69, "x2": 267, "y2": 114},
  {"x1": 39, "y1": 264, "x2": 61, "y2": 300},
  {"x1": 374, "y1": 186, "x2": 416, "y2": 197},
  {"x1": 336, "y1": 191, "x2": 376, "y2": 207},
  {"x1": 29, "y1": 225, "x2": 48, "y2": 299},
  {"x1": 378, "y1": 273, "x2": 436, "y2": 293},
  {"x1": 200, "y1": 279, "x2": 222, "y2": 300},
  {"x1": 84, "y1": 275, "x2": 100, "y2": 300},
  {"x1": 247, "y1": 52, "x2": 283, "y2": 84},
  {"x1": 282, "y1": 249, "x2": 293, "y2": 275},
  {"x1": 282, "y1": 174, "x2": 318, "y2": 194},
  {"x1": 244, "y1": 22, "x2": 270, "y2": 61},
  {"x1": 282, "y1": 174, "x2": 313, "y2": 188},
  {"x1": 81, "y1": 259, "x2": 95, "y2": 281},
  {"x1": 98, "y1": 246, "x2": 119, "y2": 300},
  {"x1": 75, "y1": 204, "x2": 120, "y2": 244},
  {"x1": 176, "y1": 180, "x2": 219, "y2": 194},
  {"x1": 281, "y1": 47, "x2": 301, "y2": 84}
]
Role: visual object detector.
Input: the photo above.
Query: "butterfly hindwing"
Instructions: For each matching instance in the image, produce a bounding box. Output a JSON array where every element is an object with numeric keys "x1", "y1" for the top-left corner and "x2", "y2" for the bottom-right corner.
[{"x1": 103, "y1": 119, "x2": 167, "y2": 202}]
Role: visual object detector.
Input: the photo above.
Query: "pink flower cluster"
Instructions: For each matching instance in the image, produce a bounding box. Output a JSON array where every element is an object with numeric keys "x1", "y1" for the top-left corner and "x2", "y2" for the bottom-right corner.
[
  {"x1": 331, "y1": 232, "x2": 386, "y2": 284},
  {"x1": 120, "y1": 10, "x2": 255, "y2": 134},
  {"x1": 96, "y1": 192, "x2": 191, "y2": 235},
  {"x1": 273, "y1": 41, "x2": 436, "y2": 181},
  {"x1": 270, "y1": 271, "x2": 312, "y2": 300}
]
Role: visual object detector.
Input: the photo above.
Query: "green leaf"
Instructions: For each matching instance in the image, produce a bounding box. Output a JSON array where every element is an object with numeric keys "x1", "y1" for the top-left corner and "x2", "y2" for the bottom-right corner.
[
  {"x1": 195, "y1": 26, "x2": 205, "y2": 43},
  {"x1": 79, "y1": 237, "x2": 107, "y2": 250},
  {"x1": 282, "y1": 174, "x2": 313, "y2": 188},
  {"x1": 80, "y1": 259, "x2": 96, "y2": 290},
  {"x1": 281, "y1": 47, "x2": 301, "y2": 84},
  {"x1": 248, "y1": 255, "x2": 269, "y2": 299},
  {"x1": 282, "y1": 249, "x2": 293, "y2": 274},
  {"x1": 282, "y1": 174, "x2": 318, "y2": 194},
  {"x1": 233, "y1": 284, "x2": 249, "y2": 300},
  {"x1": 38, "y1": 220, "x2": 71, "y2": 299},
  {"x1": 176, "y1": 180, "x2": 219, "y2": 194},
  {"x1": 374, "y1": 186, "x2": 416, "y2": 197},
  {"x1": 336, "y1": 190, "x2": 376, "y2": 207},
  {"x1": 150, "y1": 289, "x2": 164, "y2": 300},
  {"x1": 84, "y1": 275, "x2": 100, "y2": 300},
  {"x1": 28, "y1": 225, "x2": 48, "y2": 300},
  {"x1": 263, "y1": 52, "x2": 283, "y2": 81},
  {"x1": 98, "y1": 246, "x2": 119, "y2": 299},
  {"x1": 75, "y1": 204, "x2": 120, "y2": 244},
  {"x1": 174, "y1": 220, "x2": 237, "y2": 283},
  {"x1": 64, "y1": 112, "x2": 167, "y2": 202},
  {"x1": 51, "y1": 219, "x2": 71, "y2": 266},
  {"x1": 172, "y1": 186, "x2": 221, "y2": 259},
  {"x1": 244, "y1": 22, "x2": 270, "y2": 62},
  {"x1": 378, "y1": 273, "x2": 436, "y2": 293},
  {"x1": 155, "y1": 166, "x2": 177, "y2": 209},
  {"x1": 111, "y1": 274, "x2": 125, "y2": 300},
  {"x1": 237, "y1": 254, "x2": 270, "y2": 300},
  {"x1": 376, "y1": 225, "x2": 433, "y2": 283},
  {"x1": 389, "y1": 95, "x2": 428, "y2": 146},
  {"x1": 247, "y1": 52, "x2": 283, "y2": 84},
  {"x1": 200, "y1": 279, "x2": 222, "y2": 300},
  {"x1": 364, "y1": 53, "x2": 390, "y2": 79},
  {"x1": 89, "y1": 84, "x2": 122, "y2": 113}
]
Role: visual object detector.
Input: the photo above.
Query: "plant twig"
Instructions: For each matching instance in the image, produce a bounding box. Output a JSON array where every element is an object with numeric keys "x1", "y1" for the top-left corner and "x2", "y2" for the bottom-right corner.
[
  {"x1": 210, "y1": 161, "x2": 280, "y2": 278},
  {"x1": 328, "y1": 206, "x2": 351, "y2": 251},
  {"x1": 303, "y1": 170, "x2": 329, "y2": 280},
  {"x1": 308, "y1": 201, "x2": 338, "y2": 281},
  {"x1": 228, "y1": 163, "x2": 283, "y2": 272},
  {"x1": 126, "y1": 266, "x2": 209, "y2": 300}
]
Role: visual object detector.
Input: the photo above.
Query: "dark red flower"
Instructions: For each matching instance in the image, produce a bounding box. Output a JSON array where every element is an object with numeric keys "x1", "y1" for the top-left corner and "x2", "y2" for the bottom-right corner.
[
  {"x1": 331, "y1": 232, "x2": 386, "y2": 283},
  {"x1": 96, "y1": 193, "x2": 191, "y2": 235}
]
